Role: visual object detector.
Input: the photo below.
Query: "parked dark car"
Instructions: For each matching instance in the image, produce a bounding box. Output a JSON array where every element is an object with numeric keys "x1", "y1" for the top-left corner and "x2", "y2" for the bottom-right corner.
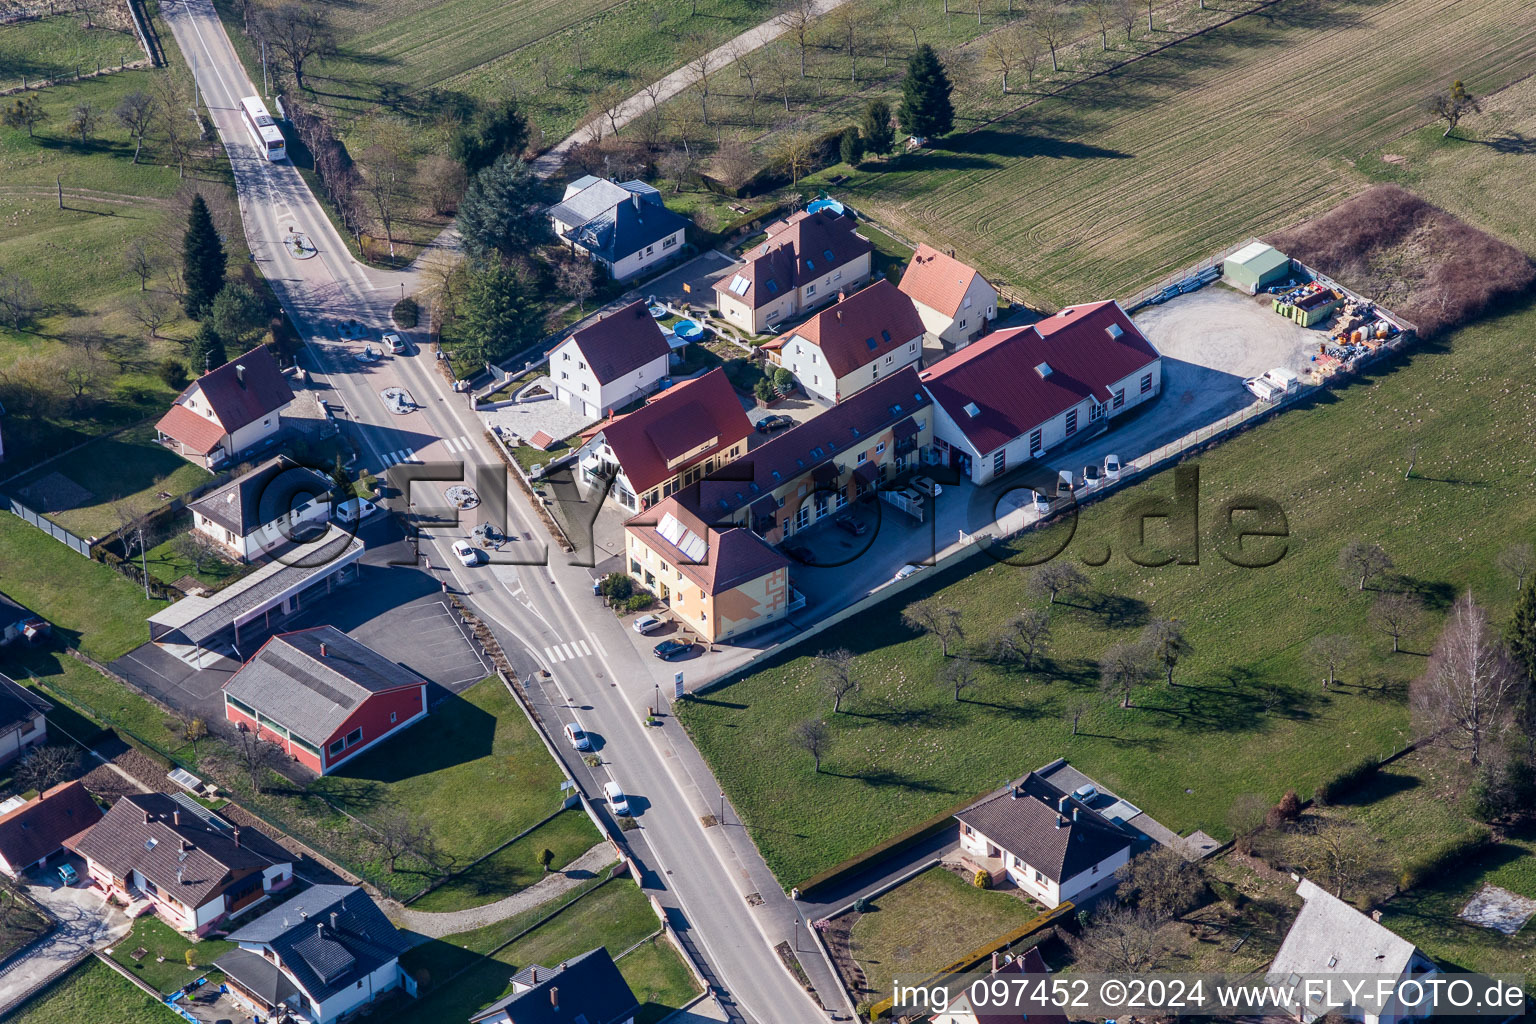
[
  {"x1": 834, "y1": 514, "x2": 868, "y2": 536},
  {"x1": 653, "y1": 638, "x2": 693, "y2": 660},
  {"x1": 782, "y1": 543, "x2": 814, "y2": 562},
  {"x1": 755, "y1": 414, "x2": 795, "y2": 434}
]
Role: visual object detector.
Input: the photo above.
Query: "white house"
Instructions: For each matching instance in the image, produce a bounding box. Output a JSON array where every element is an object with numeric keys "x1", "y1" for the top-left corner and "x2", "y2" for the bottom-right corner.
[
  {"x1": 713, "y1": 208, "x2": 874, "y2": 335},
  {"x1": 548, "y1": 176, "x2": 690, "y2": 281},
  {"x1": 954, "y1": 771, "x2": 1134, "y2": 909},
  {"x1": 547, "y1": 300, "x2": 672, "y2": 419},
  {"x1": 0, "y1": 672, "x2": 50, "y2": 768},
  {"x1": 470, "y1": 947, "x2": 639, "y2": 1024},
  {"x1": 155, "y1": 344, "x2": 294, "y2": 470},
  {"x1": 187, "y1": 455, "x2": 334, "y2": 563},
  {"x1": 897, "y1": 243, "x2": 999, "y2": 351},
  {"x1": 1268, "y1": 878, "x2": 1440, "y2": 1024},
  {"x1": 215, "y1": 885, "x2": 413, "y2": 1024},
  {"x1": 920, "y1": 301, "x2": 1162, "y2": 484},
  {"x1": 763, "y1": 279, "x2": 926, "y2": 404}
]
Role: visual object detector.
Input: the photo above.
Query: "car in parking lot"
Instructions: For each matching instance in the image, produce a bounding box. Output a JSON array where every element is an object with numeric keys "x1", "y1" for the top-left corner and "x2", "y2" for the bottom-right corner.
[
  {"x1": 1104, "y1": 454, "x2": 1122, "y2": 481},
  {"x1": 782, "y1": 543, "x2": 814, "y2": 562},
  {"x1": 383, "y1": 332, "x2": 408, "y2": 354},
  {"x1": 1033, "y1": 489, "x2": 1052, "y2": 513},
  {"x1": 1082, "y1": 464, "x2": 1102, "y2": 489},
  {"x1": 451, "y1": 540, "x2": 481, "y2": 567},
  {"x1": 910, "y1": 475, "x2": 943, "y2": 497},
  {"x1": 56, "y1": 863, "x2": 78, "y2": 886},
  {"x1": 893, "y1": 563, "x2": 924, "y2": 581},
  {"x1": 755, "y1": 414, "x2": 795, "y2": 434},
  {"x1": 563, "y1": 721, "x2": 592, "y2": 752},
  {"x1": 1056, "y1": 469, "x2": 1075, "y2": 496},
  {"x1": 653, "y1": 638, "x2": 692, "y2": 660},
  {"x1": 633, "y1": 614, "x2": 664, "y2": 635},
  {"x1": 603, "y1": 780, "x2": 630, "y2": 816},
  {"x1": 834, "y1": 514, "x2": 867, "y2": 536}
]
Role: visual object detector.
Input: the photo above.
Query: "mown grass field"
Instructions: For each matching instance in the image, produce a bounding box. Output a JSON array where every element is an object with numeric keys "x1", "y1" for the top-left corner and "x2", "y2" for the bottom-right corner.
[
  {"x1": 407, "y1": 808, "x2": 602, "y2": 912},
  {"x1": 9, "y1": 958, "x2": 178, "y2": 1024},
  {"x1": 825, "y1": 0, "x2": 1536, "y2": 309},
  {"x1": 108, "y1": 914, "x2": 233, "y2": 994},
  {"x1": 0, "y1": 17, "x2": 140, "y2": 88}
]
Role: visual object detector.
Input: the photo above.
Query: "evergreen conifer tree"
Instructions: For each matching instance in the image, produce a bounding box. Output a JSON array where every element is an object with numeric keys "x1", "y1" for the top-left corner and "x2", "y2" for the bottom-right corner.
[
  {"x1": 182, "y1": 194, "x2": 226, "y2": 318},
  {"x1": 897, "y1": 45, "x2": 954, "y2": 140}
]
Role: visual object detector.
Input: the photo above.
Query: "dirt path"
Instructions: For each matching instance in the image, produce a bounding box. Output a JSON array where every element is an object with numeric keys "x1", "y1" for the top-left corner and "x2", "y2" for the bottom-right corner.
[{"x1": 389, "y1": 841, "x2": 613, "y2": 939}]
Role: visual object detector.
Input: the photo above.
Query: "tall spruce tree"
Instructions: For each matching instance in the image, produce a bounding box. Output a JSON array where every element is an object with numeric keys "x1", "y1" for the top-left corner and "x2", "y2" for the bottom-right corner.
[
  {"x1": 861, "y1": 99, "x2": 896, "y2": 158},
  {"x1": 458, "y1": 155, "x2": 550, "y2": 264},
  {"x1": 181, "y1": 194, "x2": 225, "y2": 318},
  {"x1": 459, "y1": 261, "x2": 541, "y2": 367},
  {"x1": 897, "y1": 45, "x2": 954, "y2": 140},
  {"x1": 187, "y1": 321, "x2": 227, "y2": 374}
]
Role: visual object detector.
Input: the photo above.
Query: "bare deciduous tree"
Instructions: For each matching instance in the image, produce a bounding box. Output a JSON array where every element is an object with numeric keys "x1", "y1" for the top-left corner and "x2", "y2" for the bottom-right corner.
[
  {"x1": 1069, "y1": 903, "x2": 1170, "y2": 973},
  {"x1": 773, "y1": 131, "x2": 816, "y2": 187},
  {"x1": 1115, "y1": 845, "x2": 1205, "y2": 921},
  {"x1": 113, "y1": 90, "x2": 157, "y2": 164},
  {"x1": 1024, "y1": 0, "x2": 1070, "y2": 72},
  {"x1": 686, "y1": 43, "x2": 719, "y2": 123},
  {"x1": 1028, "y1": 562, "x2": 1087, "y2": 608},
  {"x1": 818, "y1": 648, "x2": 860, "y2": 713},
  {"x1": 1100, "y1": 642, "x2": 1149, "y2": 708},
  {"x1": 1064, "y1": 696, "x2": 1092, "y2": 735},
  {"x1": 1284, "y1": 816, "x2": 1385, "y2": 901},
  {"x1": 1338, "y1": 539, "x2": 1393, "y2": 591},
  {"x1": 171, "y1": 530, "x2": 219, "y2": 574},
  {"x1": 792, "y1": 718, "x2": 830, "y2": 772},
  {"x1": 228, "y1": 724, "x2": 284, "y2": 794},
  {"x1": 129, "y1": 291, "x2": 175, "y2": 339},
  {"x1": 1307, "y1": 634, "x2": 1357, "y2": 691},
  {"x1": 902, "y1": 598, "x2": 965, "y2": 657},
  {"x1": 124, "y1": 239, "x2": 156, "y2": 291},
  {"x1": 1496, "y1": 542, "x2": 1535, "y2": 592},
  {"x1": 995, "y1": 608, "x2": 1051, "y2": 668},
  {"x1": 69, "y1": 101, "x2": 98, "y2": 145},
  {"x1": 1426, "y1": 80, "x2": 1481, "y2": 139},
  {"x1": 359, "y1": 143, "x2": 411, "y2": 258},
  {"x1": 16, "y1": 745, "x2": 82, "y2": 793},
  {"x1": 942, "y1": 657, "x2": 980, "y2": 701},
  {"x1": 255, "y1": 3, "x2": 335, "y2": 90},
  {"x1": 415, "y1": 155, "x2": 467, "y2": 217},
  {"x1": 555, "y1": 258, "x2": 597, "y2": 314},
  {"x1": 1141, "y1": 618, "x2": 1191, "y2": 687},
  {"x1": 1370, "y1": 592, "x2": 1423, "y2": 654},
  {"x1": 1086, "y1": 0, "x2": 1115, "y2": 49},
  {"x1": 372, "y1": 806, "x2": 431, "y2": 873},
  {"x1": 1411, "y1": 593, "x2": 1526, "y2": 766},
  {"x1": 779, "y1": 0, "x2": 817, "y2": 77}
]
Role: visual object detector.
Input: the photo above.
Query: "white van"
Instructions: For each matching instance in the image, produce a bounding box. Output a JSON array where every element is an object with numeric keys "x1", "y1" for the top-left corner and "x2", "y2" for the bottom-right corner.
[
  {"x1": 1243, "y1": 367, "x2": 1301, "y2": 402},
  {"x1": 1056, "y1": 470, "x2": 1075, "y2": 496}
]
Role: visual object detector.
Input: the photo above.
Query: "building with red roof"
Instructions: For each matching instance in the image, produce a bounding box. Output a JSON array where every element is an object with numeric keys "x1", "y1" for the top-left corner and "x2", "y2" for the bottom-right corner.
[
  {"x1": 155, "y1": 344, "x2": 294, "y2": 469},
  {"x1": 714, "y1": 209, "x2": 874, "y2": 334},
  {"x1": 762, "y1": 280, "x2": 926, "y2": 404},
  {"x1": 897, "y1": 243, "x2": 999, "y2": 351},
  {"x1": 576, "y1": 369, "x2": 751, "y2": 512},
  {"x1": 921, "y1": 301, "x2": 1161, "y2": 484},
  {"x1": 929, "y1": 946, "x2": 1071, "y2": 1024},
  {"x1": 547, "y1": 300, "x2": 672, "y2": 419},
  {"x1": 0, "y1": 780, "x2": 101, "y2": 880}
]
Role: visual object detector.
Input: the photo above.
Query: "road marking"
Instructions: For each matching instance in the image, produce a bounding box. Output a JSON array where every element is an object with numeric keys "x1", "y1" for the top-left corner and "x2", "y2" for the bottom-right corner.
[
  {"x1": 575, "y1": 640, "x2": 592, "y2": 657},
  {"x1": 442, "y1": 434, "x2": 473, "y2": 453},
  {"x1": 544, "y1": 645, "x2": 564, "y2": 663}
]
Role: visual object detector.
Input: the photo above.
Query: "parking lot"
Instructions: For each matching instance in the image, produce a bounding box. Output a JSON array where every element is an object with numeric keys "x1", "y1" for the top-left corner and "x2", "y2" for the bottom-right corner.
[{"x1": 1133, "y1": 284, "x2": 1324, "y2": 381}]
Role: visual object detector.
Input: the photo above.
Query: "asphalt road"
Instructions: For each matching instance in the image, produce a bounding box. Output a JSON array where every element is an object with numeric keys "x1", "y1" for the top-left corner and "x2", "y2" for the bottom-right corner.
[{"x1": 158, "y1": 3, "x2": 831, "y2": 1019}]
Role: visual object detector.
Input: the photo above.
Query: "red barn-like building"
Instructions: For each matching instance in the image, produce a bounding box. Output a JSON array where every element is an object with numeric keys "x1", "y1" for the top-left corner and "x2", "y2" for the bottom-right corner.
[{"x1": 222, "y1": 627, "x2": 427, "y2": 775}]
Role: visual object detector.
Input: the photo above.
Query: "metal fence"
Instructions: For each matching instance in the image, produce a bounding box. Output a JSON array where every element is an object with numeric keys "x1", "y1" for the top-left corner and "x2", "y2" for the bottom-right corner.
[
  {"x1": 1122, "y1": 239, "x2": 1253, "y2": 314},
  {"x1": 5, "y1": 496, "x2": 92, "y2": 557}
]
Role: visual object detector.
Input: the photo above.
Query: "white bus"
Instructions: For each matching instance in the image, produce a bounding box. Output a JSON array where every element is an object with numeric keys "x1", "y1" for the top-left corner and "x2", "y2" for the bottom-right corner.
[{"x1": 239, "y1": 96, "x2": 286, "y2": 161}]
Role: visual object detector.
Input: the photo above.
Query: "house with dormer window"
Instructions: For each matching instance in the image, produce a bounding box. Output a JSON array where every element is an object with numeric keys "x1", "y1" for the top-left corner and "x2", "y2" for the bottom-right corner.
[
  {"x1": 155, "y1": 344, "x2": 293, "y2": 469},
  {"x1": 763, "y1": 280, "x2": 926, "y2": 404},
  {"x1": 713, "y1": 209, "x2": 874, "y2": 334}
]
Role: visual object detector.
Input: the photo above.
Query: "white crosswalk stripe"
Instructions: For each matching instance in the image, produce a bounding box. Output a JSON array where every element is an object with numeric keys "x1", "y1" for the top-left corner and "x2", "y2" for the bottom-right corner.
[
  {"x1": 575, "y1": 640, "x2": 591, "y2": 657},
  {"x1": 542, "y1": 639, "x2": 595, "y2": 665},
  {"x1": 380, "y1": 448, "x2": 417, "y2": 468},
  {"x1": 544, "y1": 645, "x2": 563, "y2": 663},
  {"x1": 443, "y1": 437, "x2": 461, "y2": 453}
]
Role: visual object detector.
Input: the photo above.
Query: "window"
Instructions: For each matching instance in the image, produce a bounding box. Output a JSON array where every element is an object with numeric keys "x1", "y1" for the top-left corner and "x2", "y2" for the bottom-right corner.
[
  {"x1": 963, "y1": 295, "x2": 973, "y2": 308},
  {"x1": 806, "y1": 284, "x2": 816, "y2": 297},
  {"x1": 884, "y1": 354, "x2": 893, "y2": 365},
  {"x1": 833, "y1": 270, "x2": 842, "y2": 282},
  {"x1": 872, "y1": 365, "x2": 880, "y2": 380},
  {"x1": 389, "y1": 711, "x2": 397, "y2": 724},
  {"x1": 663, "y1": 236, "x2": 677, "y2": 249},
  {"x1": 1065, "y1": 409, "x2": 1078, "y2": 436},
  {"x1": 345, "y1": 727, "x2": 362, "y2": 747},
  {"x1": 876, "y1": 441, "x2": 886, "y2": 454},
  {"x1": 645, "y1": 245, "x2": 654, "y2": 255},
  {"x1": 993, "y1": 450, "x2": 1007, "y2": 475},
  {"x1": 1090, "y1": 403, "x2": 1103, "y2": 421},
  {"x1": 1141, "y1": 373, "x2": 1153, "y2": 394},
  {"x1": 1029, "y1": 429, "x2": 1042, "y2": 454},
  {"x1": 1034, "y1": 869, "x2": 1045, "y2": 884},
  {"x1": 794, "y1": 504, "x2": 810, "y2": 530},
  {"x1": 959, "y1": 319, "x2": 967, "y2": 329},
  {"x1": 917, "y1": 418, "x2": 926, "y2": 431},
  {"x1": 857, "y1": 451, "x2": 867, "y2": 464},
  {"x1": 577, "y1": 361, "x2": 586, "y2": 370},
  {"x1": 563, "y1": 352, "x2": 570, "y2": 361},
  {"x1": 263, "y1": 418, "x2": 270, "y2": 427},
  {"x1": 581, "y1": 383, "x2": 589, "y2": 392},
  {"x1": 908, "y1": 342, "x2": 917, "y2": 353},
  {"x1": 1113, "y1": 388, "x2": 1125, "y2": 410},
  {"x1": 329, "y1": 738, "x2": 344, "y2": 756},
  {"x1": 813, "y1": 375, "x2": 819, "y2": 386},
  {"x1": 561, "y1": 371, "x2": 569, "y2": 380}
]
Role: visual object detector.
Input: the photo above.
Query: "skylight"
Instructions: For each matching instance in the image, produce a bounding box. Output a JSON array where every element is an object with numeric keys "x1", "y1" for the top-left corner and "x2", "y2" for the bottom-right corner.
[
  {"x1": 963, "y1": 401, "x2": 981, "y2": 418},
  {"x1": 805, "y1": 258, "x2": 816, "y2": 271},
  {"x1": 866, "y1": 337, "x2": 878, "y2": 350},
  {"x1": 658, "y1": 512, "x2": 707, "y2": 561},
  {"x1": 1106, "y1": 323, "x2": 1124, "y2": 339},
  {"x1": 881, "y1": 330, "x2": 891, "y2": 342},
  {"x1": 1035, "y1": 362, "x2": 1053, "y2": 378},
  {"x1": 823, "y1": 248, "x2": 835, "y2": 262},
  {"x1": 765, "y1": 280, "x2": 779, "y2": 295},
  {"x1": 728, "y1": 274, "x2": 750, "y2": 296}
]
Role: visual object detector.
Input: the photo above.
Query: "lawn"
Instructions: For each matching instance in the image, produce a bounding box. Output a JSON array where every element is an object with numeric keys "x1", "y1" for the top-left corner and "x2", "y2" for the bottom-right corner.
[
  {"x1": 0, "y1": 514, "x2": 163, "y2": 662},
  {"x1": 142, "y1": 529, "x2": 250, "y2": 589},
  {"x1": 0, "y1": 16, "x2": 141, "y2": 87},
  {"x1": 237, "y1": 677, "x2": 584, "y2": 901},
  {"x1": 678, "y1": 291, "x2": 1536, "y2": 887},
  {"x1": 8, "y1": 424, "x2": 213, "y2": 540},
  {"x1": 408, "y1": 809, "x2": 601, "y2": 913},
  {"x1": 843, "y1": 865, "x2": 1043, "y2": 1002},
  {"x1": 8, "y1": 958, "x2": 178, "y2": 1024},
  {"x1": 0, "y1": 882, "x2": 52, "y2": 961},
  {"x1": 107, "y1": 914, "x2": 233, "y2": 995}
]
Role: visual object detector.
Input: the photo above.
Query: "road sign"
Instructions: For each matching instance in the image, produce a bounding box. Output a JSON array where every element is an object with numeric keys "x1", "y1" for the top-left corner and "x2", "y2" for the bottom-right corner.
[
  {"x1": 673, "y1": 672, "x2": 684, "y2": 699},
  {"x1": 559, "y1": 780, "x2": 575, "y2": 792}
]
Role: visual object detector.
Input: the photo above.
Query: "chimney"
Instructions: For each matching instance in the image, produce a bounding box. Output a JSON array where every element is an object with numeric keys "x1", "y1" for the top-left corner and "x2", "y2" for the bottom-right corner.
[
  {"x1": 838, "y1": 289, "x2": 846, "y2": 302},
  {"x1": 235, "y1": 364, "x2": 246, "y2": 387},
  {"x1": 318, "y1": 922, "x2": 325, "y2": 939},
  {"x1": 1056, "y1": 814, "x2": 1065, "y2": 829},
  {"x1": 836, "y1": 309, "x2": 842, "y2": 321},
  {"x1": 173, "y1": 810, "x2": 181, "y2": 826},
  {"x1": 232, "y1": 827, "x2": 241, "y2": 848},
  {"x1": 319, "y1": 642, "x2": 327, "y2": 657},
  {"x1": 1072, "y1": 807, "x2": 1079, "y2": 822},
  {"x1": 550, "y1": 987, "x2": 559, "y2": 1010},
  {"x1": 181, "y1": 840, "x2": 192, "y2": 853},
  {"x1": 330, "y1": 912, "x2": 339, "y2": 931},
  {"x1": 991, "y1": 951, "x2": 999, "y2": 975},
  {"x1": 530, "y1": 967, "x2": 537, "y2": 984},
  {"x1": 1057, "y1": 795, "x2": 1068, "y2": 814},
  {"x1": 1010, "y1": 788, "x2": 1018, "y2": 800},
  {"x1": 144, "y1": 810, "x2": 152, "y2": 824},
  {"x1": 631, "y1": 191, "x2": 640, "y2": 211}
]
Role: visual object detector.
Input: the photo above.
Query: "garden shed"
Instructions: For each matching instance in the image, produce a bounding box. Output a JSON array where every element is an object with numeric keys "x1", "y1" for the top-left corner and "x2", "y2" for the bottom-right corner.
[{"x1": 1224, "y1": 242, "x2": 1292, "y2": 293}]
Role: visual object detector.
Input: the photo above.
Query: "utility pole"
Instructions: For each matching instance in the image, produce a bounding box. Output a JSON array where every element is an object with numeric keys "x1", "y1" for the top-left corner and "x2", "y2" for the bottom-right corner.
[
  {"x1": 262, "y1": 40, "x2": 269, "y2": 96},
  {"x1": 138, "y1": 526, "x2": 150, "y2": 599},
  {"x1": 56, "y1": 175, "x2": 63, "y2": 210}
]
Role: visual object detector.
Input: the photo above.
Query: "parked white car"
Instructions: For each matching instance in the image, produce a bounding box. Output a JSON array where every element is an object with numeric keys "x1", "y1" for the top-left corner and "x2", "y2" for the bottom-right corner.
[
  {"x1": 910, "y1": 475, "x2": 943, "y2": 498},
  {"x1": 1104, "y1": 454, "x2": 1122, "y2": 481},
  {"x1": 383, "y1": 332, "x2": 408, "y2": 354},
  {"x1": 451, "y1": 540, "x2": 480, "y2": 566},
  {"x1": 335, "y1": 497, "x2": 379, "y2": 523},
  {"x1": 1032, "y1": 489, "x2": 1052, "y2": 513},
  {"x1": 563, "y1": 721, "x2": 592, "y2": 752},
  {"x1": 633, "y1": 614, "x2": 664, "y2": 635},
  {"x1": 1081, "y1": 464, "x2": 1103, "y2": 490},
  {"x1": 893, "y1": 563, "x2": 924, "y2": 581},
  {"x1": 604, "y1": 780, "x2": 630, "y2": 816}
]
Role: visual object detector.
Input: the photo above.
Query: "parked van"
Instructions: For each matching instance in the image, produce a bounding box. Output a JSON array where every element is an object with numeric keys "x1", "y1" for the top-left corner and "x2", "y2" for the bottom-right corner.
[
  {"x1": 1243, "y1": 367, "x2": 1301, "y2": 403},
  {"x1": 1056, "y1": 470, "x2": 1075, "y2": 496}
]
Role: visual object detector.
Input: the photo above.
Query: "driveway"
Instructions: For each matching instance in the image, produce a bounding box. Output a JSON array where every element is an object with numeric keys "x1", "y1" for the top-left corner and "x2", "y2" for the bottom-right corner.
[
  {"x1": 637, "y1": 250, "x2": 740, "y2": 309},
  {"x1": 0, "y1": 860, "x2": 130, "y2": 1015}
]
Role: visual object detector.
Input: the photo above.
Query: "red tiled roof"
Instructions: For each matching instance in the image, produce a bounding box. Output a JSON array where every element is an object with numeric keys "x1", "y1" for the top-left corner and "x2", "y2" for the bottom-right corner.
[
  {"x1": 0, "y1": 780, "x2": 102, "y2": 874},
  {"x1": 192, "y1": 344, "x2": 293, "y2": 433},
  {"x1": 527, "y1": 430, "x2": 556, "y2": 451},
  {"x1": 560, "y1": 300, "x2": 671, "y2": 385},
  {"x1": 594, "y1": 369, "x2": 751, "y2": 495},
  {"x1": 156, "y1": 402, "x2": 226, "y2": 454},
  {"x1": 784, "y1": 280, "x2": 925, "y2": 378},
  {"x1": 714, "y1": 209, "x2": 873, "y2": 310},
  {"x1": 898, "y1": 243, "x2": 988, "y2": 319},
  {"x1": 920, "y1": 301, "x2": 1159, "y2": 457},
  {"x1": 626, "y1": 496, "x2": 788, "y2": 595}
]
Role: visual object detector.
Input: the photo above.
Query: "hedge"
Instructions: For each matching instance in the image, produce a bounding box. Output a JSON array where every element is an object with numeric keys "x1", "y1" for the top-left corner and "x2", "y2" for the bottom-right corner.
[
  {"x1": 1398, "y1": 827, "x2": 1493, "y2": 891},
  {"x1": 1313, "y1": 757, "x2": 1380, "y2": 805}
]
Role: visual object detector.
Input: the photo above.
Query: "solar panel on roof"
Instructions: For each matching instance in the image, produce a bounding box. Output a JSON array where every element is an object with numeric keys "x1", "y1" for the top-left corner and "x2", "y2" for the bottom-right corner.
[
  {"x1": 728, "y1": 274, "x2": 750, "y2": 296},
  {"x1": 658, "y1": 512, "x2": 707, "y2": 561}
]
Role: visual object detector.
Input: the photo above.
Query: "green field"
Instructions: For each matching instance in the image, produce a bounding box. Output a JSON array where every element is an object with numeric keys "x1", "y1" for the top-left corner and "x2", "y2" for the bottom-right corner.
[
  {"x1": 108, "y1": 914, "x2": 233, "y2": 994},
  {"x1": 408, "y1": 808, "x2": 601, "y2": 912},
  {"x1": 9, "y1": 958, "x2": 178, "y2": 1024},
  {"x1": 0, "y1": 17, "x2": 141, "y2": 89}
]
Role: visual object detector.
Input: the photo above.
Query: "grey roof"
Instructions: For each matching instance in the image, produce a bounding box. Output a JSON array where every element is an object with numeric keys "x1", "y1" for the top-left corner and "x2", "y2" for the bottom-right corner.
[
  {"x1": 0, "y1": 672, "x2": 51, "y2": 732},
  {"x1": 548, "y1": 178, "x2": 637, "y2": 228},
  {"x1": 148, "y1": 527, "x2": 363, "y2": 645},
  {"x1": 215, "y1": 947, "x2": 300, "y2": 1006},
  {"x1": 223, "y1": 626, "x2": 424, "y2": 745},
  {"x1": 470, "y1": 947, "x2": 639, "y2": 1024},
  {"x1": 189, "y1": 456, "x2": 334, "y2": 537},
  {"x1": 1270, "y1": 878, "x2": 1422, "y2": 982},
  {"x1": 574, "y1": 193, "x2": 689, "y2": 264},
  {"x1": 63, "y1": 793, "x2": 287, "y2": 908},
  {"x1": 954, "y1": 772, "x2": 1133, "y2": 883},
  {"x1": 228, "y1": 885, "x2": 410, "y2": 1005}
]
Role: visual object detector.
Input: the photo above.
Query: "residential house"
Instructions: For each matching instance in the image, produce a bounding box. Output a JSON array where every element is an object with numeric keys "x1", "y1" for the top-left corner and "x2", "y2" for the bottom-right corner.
[
  {"x1": 0, "y1": 592, "x2": 49, "y2": 646},
  {"x1": 222, "y1": 626, "x2": 428, "y2": 775},
  {"x1": 0, "y1": 672, "x2": 50, "y2": 767},
  {"x1": 954, "y1": 771, "x2": 1134, "y2": 909},
  {"x1": 155, "y1": 344, "x2": 294, "y2": 469},
  {"x1": 762, "y1": 279, "x2": 926, "y2": 404},
  {"x1": 624, "y1": 496, "x2": 791, "y2": 643},
  {"x1": 921, "y1": 301, "x2": 1162, "y2": 484},
  {"x1": 187, "y1": 455, "x2": 334, "y2": 563},
  {"x1": 576, "y1": 368, "x2": 752, "y2": 512},
  {"x1": 65, "y1": 793, "x2": 294, "y2": 935},
  {"x1": 714, "y1": 209, "x2": 874, "y2": 335},
  {"x1": 469, "y1": 947, "x2": 640, "y2": 1024},
  {"x1": 1267, "y1": 877, "x2": 1439, "y2": 1024},
  {"x1": 547, "y1": 300, "x2": 672, "y2": 419},
  {"x1": 930, "y1": 947, "x2": 1070, "y2": 1024},
  {"x1": 549, "y1": 176, "x2": 689, "y2": 281},
  {"x1": 215, "y1": 884, "x2": 413, "y2": 1024},
  {"x1": 897, "y1": 243, "x2": 999, "y2": 351},
  {"x1": 0, "y1": 780, "x2": 101, "y2": 879}
]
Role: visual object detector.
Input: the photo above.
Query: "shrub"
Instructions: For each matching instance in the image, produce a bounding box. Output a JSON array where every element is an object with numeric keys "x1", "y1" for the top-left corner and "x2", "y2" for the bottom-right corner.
[
  {"x1": 392, "y1": 296, "x2": 419, "y2": 328},
  {"x1": 853, "y1": 896, "x2": 870, "y2": 913},
  {"x1": 1399, "y1": 828, "x2": 1492, "y2": 890},
  {"x1": 753, "y1": 377, "x2": 775, "y2": 403},
  {"x1": 600, "y1": 572, "x2": 633, "y2": 601},
  {"x1": 1313, "y1": 758, "x2": 1379, "y2": 806},
  {"x1": 972, "y1": 869, "x2": 991, "y2": 889},
  {"x1": 772, "y1": 366, "x2": 794, "y2": 392},
  {"x1": 623, "y1": 592, "x2": 654, "y2": 614},
  {"x1": 158, "y1": 357, "x2": 189, "y2": 389},
  {"x1": 1265, "y1": 790, "x2": 1302, "y2": 829}
]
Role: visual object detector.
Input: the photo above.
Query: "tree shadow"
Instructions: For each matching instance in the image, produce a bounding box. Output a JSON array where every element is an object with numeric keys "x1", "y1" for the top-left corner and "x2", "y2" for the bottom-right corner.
[
  {"x1": 1395, "y1": 575, "x2": 1457, "y2": 611},
  {"x1": 822, "y1": 768, "x2": 953, "y2": 794},
  {"x1": 1472, "y1": 131, "x2": 1536, "y2": 156},
  {"x1": 326, "y1": 690, "x2": 495, "y2": 783},
  {"x1": 1085, "y1": 591, "x2": 1150, "y2": 629}
]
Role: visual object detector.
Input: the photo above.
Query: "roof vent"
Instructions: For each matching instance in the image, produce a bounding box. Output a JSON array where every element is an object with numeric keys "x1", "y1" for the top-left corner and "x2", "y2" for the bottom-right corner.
[
  {"x1": 551, "y1": 987, "x2": 559, "y2": 1010},
  {"x1": 963, "y1": 402, "x2": 980, "y2": 418},
  {"x1": 1035, "y1": 362, "x2": 1053, "y2": 378},
  {"x1": 1058, "y1": 308, "x2": 1072, "y2": 318},
  {"x1": 1106, "y1": 323, "x2": 1124, "y2": 340},
  {"x1": 235, "y1": 364, "x2": 247, "y2": 387},
  {"x1": 319, "y1": 643, "x2": 327, "y2": 657}
]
